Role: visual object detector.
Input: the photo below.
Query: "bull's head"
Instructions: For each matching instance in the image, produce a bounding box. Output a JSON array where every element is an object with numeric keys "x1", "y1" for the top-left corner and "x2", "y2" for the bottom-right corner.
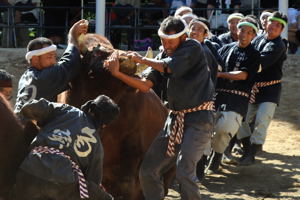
[{"x1": 79, "y1": 33, "x2": 137, "y2": 76}]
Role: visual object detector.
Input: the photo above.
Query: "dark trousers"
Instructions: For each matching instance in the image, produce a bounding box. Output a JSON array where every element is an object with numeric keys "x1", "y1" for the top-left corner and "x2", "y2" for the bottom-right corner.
[
  {"x1": 139, "y1": 120, "x2": 213, "y2": 200},
  {"x1": 14, "y1": 169, "x2": 113, "y2": 200}
]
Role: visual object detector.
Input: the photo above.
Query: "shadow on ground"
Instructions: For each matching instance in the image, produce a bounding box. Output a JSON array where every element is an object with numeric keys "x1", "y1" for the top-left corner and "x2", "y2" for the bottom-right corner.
[{"x1": 169, "y1": 150, "x2": 300, "y2": 200}]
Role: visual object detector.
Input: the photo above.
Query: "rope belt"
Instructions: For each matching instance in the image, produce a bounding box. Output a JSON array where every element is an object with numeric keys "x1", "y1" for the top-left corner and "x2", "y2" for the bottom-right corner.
[
  {"x1": 32, "y1": 146, "x2": 89, "y2": 199},
  {"x1": 250, "y1": 80, "x2": 281, "y2": 103},
  {"x1": 216, "y1": 88, "x2": 249, "y2": 98},
  {"x1": 166, "y1": 101, "x2": 215, "y2": 157}
]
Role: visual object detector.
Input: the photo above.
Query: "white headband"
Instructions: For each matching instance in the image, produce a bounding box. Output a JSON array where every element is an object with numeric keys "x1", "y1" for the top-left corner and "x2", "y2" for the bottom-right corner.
[
  {"x1": 174, "y1": 6, "x2": 193, "y2": 17},
  {"x1": 158, "y1": 19, "x2": 188, "y2": 39},
  {"x1": 181, "y1": 13, "x2": 198, "y2": 21},
  {"x1": 190, "y1": 20, "x2": 213, "y2": 39},
  {"x1": 260, "y1": 12, "x2": 272, "y2": 21},
  {"x1": 227, "y1": 13, "x2": 244, "y2": 23},
  {"x1": 25, "y1": 44, "x2": 57, "y2": 62}
]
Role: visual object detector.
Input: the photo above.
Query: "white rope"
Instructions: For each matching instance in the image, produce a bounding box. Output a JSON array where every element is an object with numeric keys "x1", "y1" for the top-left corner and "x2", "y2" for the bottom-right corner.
[{"x1": 25, "y1": 44, "x2": 57, "y2": 62}]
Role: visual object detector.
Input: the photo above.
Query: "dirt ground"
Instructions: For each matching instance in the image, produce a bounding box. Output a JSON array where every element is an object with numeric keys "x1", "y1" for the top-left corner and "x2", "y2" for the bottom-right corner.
[
  {"x1": 166, "y1": 55, "x2": 300, "y2": 200},
  {"x1": 0, "y1": 49, "x2": 299, "y2": 200}
]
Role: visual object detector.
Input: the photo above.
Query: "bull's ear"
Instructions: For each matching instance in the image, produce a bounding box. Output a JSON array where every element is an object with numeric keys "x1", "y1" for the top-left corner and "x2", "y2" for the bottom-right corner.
[{"x1": 81, "y1": 100, "x2": 93, "y2": 113}]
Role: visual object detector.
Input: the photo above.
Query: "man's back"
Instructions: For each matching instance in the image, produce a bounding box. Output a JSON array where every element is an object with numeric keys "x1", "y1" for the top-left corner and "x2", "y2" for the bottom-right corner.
[{"x1": 19, "y1": 99, "x2": 102, "y2": 184}]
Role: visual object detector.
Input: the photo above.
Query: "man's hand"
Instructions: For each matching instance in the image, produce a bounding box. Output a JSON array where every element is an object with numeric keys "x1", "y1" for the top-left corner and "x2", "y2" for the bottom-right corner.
[
  {"x1": 104, "y1": 51, "x2": 121, "y2": 77},
  {"x1": 68, "y1": 19, "x2": 89, "y2": 47},
  {"x1": 126, "y1": 51, "x2": 144, "y2": 63}
]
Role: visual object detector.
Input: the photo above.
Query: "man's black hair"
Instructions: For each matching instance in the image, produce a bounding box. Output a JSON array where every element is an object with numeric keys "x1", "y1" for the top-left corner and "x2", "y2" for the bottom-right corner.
[
  {"x1": 0, "y1": 69, "x2": 13, "y2": 82},
  {"x1": 240, "y1": 16, "x2": 259, "y2": 32},
  {"x1": 27, "y1": 37, "x2": 53, "y2": 52},
  {"x1": 160, "y1": 16, "x2": 185, "y2": 35},
  {"x1": 197, "y1": 17, "x2": 210, "y2": 30},
  {"x1": 81, "y1": 95, "x2": 120, "y2": 127},
  {"x1": 270, "y1": 11, "x2": 288, "y2": 28},
  {"x1": 0, "y1": 69, "x2": 13, "y2": 90},
  {"x1": 189, "y1": 17, "x2": 210, "y2": 34}
]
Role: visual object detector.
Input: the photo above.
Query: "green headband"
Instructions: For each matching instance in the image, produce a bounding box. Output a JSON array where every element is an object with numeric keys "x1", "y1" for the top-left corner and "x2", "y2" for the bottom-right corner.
[
  {"x1": 237, "y1": 22, "x2": 258, "y2": 33},
  {"x1": 268, "y1": 16, "x2": 287, "y2": 27}
]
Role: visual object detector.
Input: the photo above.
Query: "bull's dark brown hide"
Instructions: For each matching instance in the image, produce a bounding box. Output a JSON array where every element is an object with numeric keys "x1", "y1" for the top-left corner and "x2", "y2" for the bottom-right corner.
[
  {"x1": 60, "y1": 34, "x2": 173, "y2": 200},
  {"x1": 0, "y1": 94, "x2": 26, "y2": 200}
]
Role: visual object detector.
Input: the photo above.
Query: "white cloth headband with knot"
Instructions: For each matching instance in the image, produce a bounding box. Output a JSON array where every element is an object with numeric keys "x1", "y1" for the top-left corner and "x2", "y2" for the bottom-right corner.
[
  {"x1": 189, "y1": 20, "x2": 213, "y2": 39},
  {"x1": 260, "y1": 12, "x2": 272, "y2": 21},
  {"x1": 25, "y1": 44, "x2": 57, "y2": 63},
  {"x1": 174, "y1": 7, "x2": 193, "y2": 17},
  {"x1": 158, "y1": 19, "x2": 188, "y2": 39}
]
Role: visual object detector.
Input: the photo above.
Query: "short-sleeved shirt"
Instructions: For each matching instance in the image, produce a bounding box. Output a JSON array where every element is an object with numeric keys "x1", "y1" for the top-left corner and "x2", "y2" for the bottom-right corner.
[
  {"x1": 162, "y1": 38, "x2": 215, "y2": 124},
  {"x1": 216, "y1": 42, "x2": 260, "y2": 117},
  {"x1": 218, "y1": 32, "x2": 236, "y2": 45},
  {"x1": 251, "y1": 34, "x2": 287, "y2": 104},
  {"x1": 19, "y1": 98, "x2": 103, "y2": 184},
  {"x1": 15, "y1": 45, "x2": 81, "y2": 113}
]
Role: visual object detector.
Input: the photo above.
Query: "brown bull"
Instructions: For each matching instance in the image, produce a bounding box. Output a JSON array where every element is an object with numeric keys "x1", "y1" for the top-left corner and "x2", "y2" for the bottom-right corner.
[
  {"x1": 0, "y1": 94, "x2": 26, "y2": 200},
  {"x1": 59, "y1": 34, "x2": 174, "y2": 199}
]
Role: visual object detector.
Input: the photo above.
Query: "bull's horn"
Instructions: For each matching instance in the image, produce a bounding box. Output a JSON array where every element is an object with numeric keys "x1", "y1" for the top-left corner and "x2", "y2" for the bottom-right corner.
[{"x1": 136, "y1": 47, "x2": 153, "y2": 75}]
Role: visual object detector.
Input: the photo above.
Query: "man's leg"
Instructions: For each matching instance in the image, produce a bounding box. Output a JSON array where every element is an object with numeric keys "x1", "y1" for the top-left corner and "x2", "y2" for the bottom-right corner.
[
  {"x1": 237, "y1": 103, "x2": 259, "y2": 140},
  {"x1": 139, "y1": 129, "x2": 177, "y2": 200},
  {"x1": 14, "y1": 169, "x2": 44, "y2": 200},
  {"x1": 250, "y1": 102, "x2": 277, "y2": 145},
  {"x1": 235, "y1": 104, "x2": 259, "y2": 162},
  {"x1": 212, "y1": 111, "x2": 243, "y2": 154},
  {"x1": 210, "y1": 111, "x2": 243, "y2": 172},
  {"x1": 239, "y1": 102, "x2": 277, "y2": 165},
  {"x1": 177, "y1": 122, "x2": 213, "y2": 200},
  {"x1": 15, "y1": 169, "x2": 83, "y2": 200}
]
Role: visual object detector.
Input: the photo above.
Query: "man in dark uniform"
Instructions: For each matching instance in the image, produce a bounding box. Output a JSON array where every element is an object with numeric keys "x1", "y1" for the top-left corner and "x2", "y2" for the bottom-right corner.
[
  {"x1": 140, "y1": 53, "x2": 169, "y2": 104},
  {"x1": 14, "y1": 19, "x2": 88, "y2": 113},
  {"x1": 188, "y1": 17, "x2": 221, "y2": 180},
  {"x1": 14, "y1": 95, "x2": 120, "y2": 200},
  {"x1": 207, "y1": 16, "x2": 260, "y2": 172},
  {"x1": 105, "y1": 16, "x2": 215, "y2": 200},
  {"x1": 195, "y1": 17, "x2": 225, "y2": 71},
  {"x1": 218, "y1": 13, "x2": 244, "y2": 46},
  {"x1": 189, "y1": 17, "x2": 218, "y2": 86},
  {"x1": 237, "y1": 11, "x2": 288, "y2": 166},
  {"x1": 0, "y1": 69, "x2": 13, "y2": 101}
]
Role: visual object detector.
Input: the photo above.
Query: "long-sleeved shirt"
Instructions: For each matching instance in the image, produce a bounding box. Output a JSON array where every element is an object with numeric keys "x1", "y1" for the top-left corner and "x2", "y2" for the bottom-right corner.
[
  {"x1": 162, "y1": 38, "x2": 215, "y2": 125},
  {"x1": 19, "y1": 98, "x2": 103, "y2": 184},
  {"x1": 15, "y1": 45, "x2": 81, "y2": 113},
  {"x1": 216, "y1": 42, "x2": 260, "y2": 117},
  {"x1": 251, "y1": 34, "x2": 287, "y2": 104}
]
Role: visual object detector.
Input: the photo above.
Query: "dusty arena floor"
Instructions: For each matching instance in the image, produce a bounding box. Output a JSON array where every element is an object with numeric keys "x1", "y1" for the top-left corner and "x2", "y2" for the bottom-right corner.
[
  {"x1": 166, "y1": 55, "x2": 300, "y2": 200},
  {"x1": 1, "y1": 49, "x2": 299, "y2": 200}
]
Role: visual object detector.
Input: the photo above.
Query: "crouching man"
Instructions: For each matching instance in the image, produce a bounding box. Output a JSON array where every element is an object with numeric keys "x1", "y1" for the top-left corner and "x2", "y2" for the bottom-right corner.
[{"x1": 14, "y1": 95, "x2": 119, "y2": 200}]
